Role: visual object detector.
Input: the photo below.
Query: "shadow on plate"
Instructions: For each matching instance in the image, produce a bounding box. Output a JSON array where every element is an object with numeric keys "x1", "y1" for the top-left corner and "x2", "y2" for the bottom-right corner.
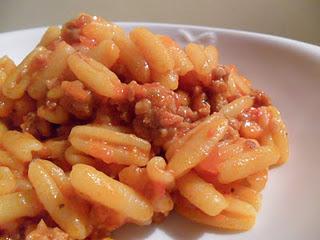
[
  {"x1": 113, "y1": 212, "x2": 241, "y2": 239},
  {"x1": 112, "y1": 221, "x2": 156, "y2": 240}
]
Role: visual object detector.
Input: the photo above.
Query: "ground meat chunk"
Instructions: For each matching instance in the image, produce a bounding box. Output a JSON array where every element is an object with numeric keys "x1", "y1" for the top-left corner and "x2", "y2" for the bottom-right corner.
[
  {"x1": 20, "y1": 112, "x2": 52, "y2": 139},
  {"x1": 60, "y1": 81, "x2": 93, "y2": 119},
  {"x1": 88, "y1": 204, "x2": 125, "y2": 239},
  {"x1": 61, "y1": 14, "x2": 93, "y2": 45},
  {"x1": 26, "y1": 220, "x2": 71, "y2": 240},
  {"x1": 191, "y1": 86, "x2": 211, "y2": 117},
  {"x1": 251, "y1": 89, "x2": 272, "y2": 107},
  {"x1": 126, "y1": 82, "x2": 199, "y2": 146}
]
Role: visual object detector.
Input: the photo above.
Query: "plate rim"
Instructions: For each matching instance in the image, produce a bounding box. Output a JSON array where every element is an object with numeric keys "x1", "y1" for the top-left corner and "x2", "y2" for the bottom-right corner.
[
  {"x1": 0, "y1": 20, "x2": 319, "y2": 240},
  {"x1": 1, "y1": 22, "x2": 319, "y2": 53}
]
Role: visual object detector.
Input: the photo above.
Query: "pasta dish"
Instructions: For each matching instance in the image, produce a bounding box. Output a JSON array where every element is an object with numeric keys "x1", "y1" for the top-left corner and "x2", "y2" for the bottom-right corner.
[{"x1": 0, "y1": 14, "x2": 289, "y2": 239}]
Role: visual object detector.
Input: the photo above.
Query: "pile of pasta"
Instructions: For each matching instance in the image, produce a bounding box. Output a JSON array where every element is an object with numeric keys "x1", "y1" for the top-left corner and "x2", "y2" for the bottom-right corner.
[{"x1": 0, "y1": 14, "x2": 288, "y2": 239}]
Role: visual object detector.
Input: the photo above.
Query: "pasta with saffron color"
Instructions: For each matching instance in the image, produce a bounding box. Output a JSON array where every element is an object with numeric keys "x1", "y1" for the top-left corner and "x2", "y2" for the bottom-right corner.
[{"x1": 0, "y1": 13, "x2": 288, "y2": 239}]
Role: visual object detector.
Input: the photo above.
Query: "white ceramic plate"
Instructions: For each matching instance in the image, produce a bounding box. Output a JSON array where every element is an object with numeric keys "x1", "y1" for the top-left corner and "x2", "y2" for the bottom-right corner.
[{"x1": 1, "y1": 23, "x2": 320, "y2": 240}]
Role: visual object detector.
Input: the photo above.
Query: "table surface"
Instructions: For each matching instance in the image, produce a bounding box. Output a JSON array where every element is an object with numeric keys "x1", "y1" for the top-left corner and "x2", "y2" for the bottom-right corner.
[{"x1": 0, "y1": 0, "x2": 319, "y2": 45}]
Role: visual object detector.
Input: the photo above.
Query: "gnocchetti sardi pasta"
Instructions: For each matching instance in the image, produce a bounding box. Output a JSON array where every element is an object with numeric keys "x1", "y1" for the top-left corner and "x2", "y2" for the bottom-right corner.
[{"x1": 0, "y1": 13, "x2": 288, "y2": 239}]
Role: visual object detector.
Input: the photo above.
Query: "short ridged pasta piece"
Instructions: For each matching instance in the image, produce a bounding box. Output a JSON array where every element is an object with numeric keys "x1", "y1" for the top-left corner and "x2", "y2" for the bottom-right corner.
[
  {"x1": 81, "y1": 19, "x2": 119, "y2": 42},
  {"x1": 246, "y1": 169, "x2": 268, "y2": 192},
  {"x1": 224, "y1": 195, "x2": 257, "y2": 218},
  {"x1": 227, "y1": 67, "x2": 252, "y2": 96},
  {"x1": 37, "y1": 160, "x2": 74, "y2": 196},
  {"x1": 0, "y1": 56, "x2": 16, "y2": 76},
  {"x1": 118, "y1": 165, "x2": 149, "y2": 194},
  {"x1": 268, "y1": 106, "x2": 289, "y2": 164},
  {"x1": 28, "y1": 41, "x2": 74, "y2": 100},
  {"x1": 167, "y1": 113, "x2": 228, "y2": 178},
  {"x1": 130, "y1": 28, "x2": 174, "y2": 74},
  {"x1": 131, "y1": 28, "x2": 178, "y2": 89},
  {"x1": 0, "y1": 149, "x2": 24, "y2": 173},
  {"x1": 240, "y1": 120, "x2": 264, "y2": 139},
  {"x1": 2, "y1": 47, "x2": 47, "y2": 99},
  {"x1": 185, "y1": 43, "x2": 217, "y2": 85},
  {"x1": 113, "y1": 31, "x2": 151, "y2": 83},
  {"x1": 0, "y1": 166, "x2": 16, "y2": 195},
  {"x1": 68, "y1": 53, "x2": 125, "y2": 99},
  {"x1": 88, "y1": 39, "x2": 120, "y2": 68},
  {"x1": 220, "y1": 96, "x2": 254, "y2": 119},
  {"x1": 28, "y1": 41, "x2": 75, "y2": 100},
  {"x1": 175, "y1": 194, "x2": 255, "y2": 231},
  {"x1": 38, "y1": 26, "x2": 61, "y2": 47},
  {"x1": 69, "y1": 125, "x2": 151, "y2": 166},
  {"x1": 42, "y1": 41, "x2": 75, "y2": 80},
  {"x1": 0, "y1": 190, "x2": 42, "y2": 225},
  {"x1": 231, "y1": 185, "x2": 262, "y2": 211},
  {"x1": 65, "y1": 146, "x2": 96, "y2": 166},
  {"x1": 1, "y1": 131, "x2": 42, "y2": 163},
  {"x1": 152, "y1": 193, "x2": 174, "y2": 214},
  {"x1": 0, "y1": 56, "x2": 16, "y2": 87},
  {"x1": 146, "y1": 156, "x2": 174, "y2": 187},
  {"x1": 28, "y1": 159, "x2": 91, "y2": 239},
  {"x1": 159, "y1": 35, "x2": 193, "y2": 75},
  {"x1": 218, "y1": 146, "x2": 280, "y2": 184},
  {"x1": 204, "y1": 45, "x2": 219, "y2": 70},
  {"x1": 15, "y1": 177, "x2": 33, "y2": 192},
  {"x1": 176, "y1": 171, "x2": 228, "y2": 216},
  {"x1": 26, "y1": 74, "x2": 48, "y2": 101},
  {"x1": 152, "y1": 69, "x2": 179, "y2": 90},
  {"x1": 70, "y1": 164, "x2": 153, "y2": 224}
]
